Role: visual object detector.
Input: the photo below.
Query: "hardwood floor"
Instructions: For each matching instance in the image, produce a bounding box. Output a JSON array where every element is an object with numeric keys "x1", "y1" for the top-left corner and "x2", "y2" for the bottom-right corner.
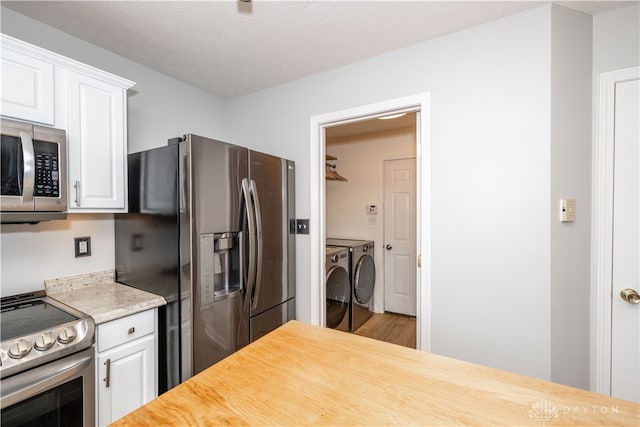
[{"x1": 353, "y1": 312, "x2": 416, "y2": 349}]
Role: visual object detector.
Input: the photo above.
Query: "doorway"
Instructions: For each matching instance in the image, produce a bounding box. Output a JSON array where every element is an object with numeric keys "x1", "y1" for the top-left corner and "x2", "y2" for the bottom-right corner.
[{"x1": 309, "y1": 93, "x2": 432, "y2": 351}]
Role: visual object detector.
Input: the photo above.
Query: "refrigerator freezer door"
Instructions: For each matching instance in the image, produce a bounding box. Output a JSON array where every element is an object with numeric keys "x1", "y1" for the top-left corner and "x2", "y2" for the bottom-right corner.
[{"x1": 248, "y1": 151, "x2": 293, "y2": 317}]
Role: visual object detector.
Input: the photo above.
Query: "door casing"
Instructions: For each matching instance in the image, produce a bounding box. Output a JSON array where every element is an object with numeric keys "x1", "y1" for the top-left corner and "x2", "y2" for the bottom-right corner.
[{"x1": 309, "y1": 93, "x2": 432, "y2": 351}]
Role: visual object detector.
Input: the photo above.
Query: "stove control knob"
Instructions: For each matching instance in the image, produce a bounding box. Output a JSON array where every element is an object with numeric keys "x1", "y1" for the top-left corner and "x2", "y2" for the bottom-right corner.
[
  {"x1": 57, "y1": 326, "x2": 77, "y2": 344},
  {"x1": 8, "y1": 339, "x2": 33, "y2": 359},
  {"x1": 35, "y1": 332, "x2": 56, "y2": 351}
]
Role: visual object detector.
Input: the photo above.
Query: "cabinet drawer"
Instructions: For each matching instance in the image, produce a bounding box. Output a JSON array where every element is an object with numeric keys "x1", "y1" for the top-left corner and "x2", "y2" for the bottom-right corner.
[{"x1": 98, "y1": 310, "x2": 155, "y2": 353}]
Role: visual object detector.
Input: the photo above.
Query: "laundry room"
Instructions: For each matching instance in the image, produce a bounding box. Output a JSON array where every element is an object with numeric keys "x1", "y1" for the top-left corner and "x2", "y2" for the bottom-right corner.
[{"x1": 325, "y1": 112, "x2": 418, "y2": 348}]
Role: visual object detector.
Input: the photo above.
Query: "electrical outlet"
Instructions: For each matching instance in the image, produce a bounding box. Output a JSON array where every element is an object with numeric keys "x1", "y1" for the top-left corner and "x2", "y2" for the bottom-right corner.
[
  {"x1": 131, "y1": 234, "x2": 144, "y2": 252},
  {"x1": 74, "y1": 236, "x2": 91, "y2": 258}
]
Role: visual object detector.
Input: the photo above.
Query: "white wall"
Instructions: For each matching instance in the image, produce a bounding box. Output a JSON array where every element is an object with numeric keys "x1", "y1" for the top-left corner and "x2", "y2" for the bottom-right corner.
[
  {"x1": 549, "y1": 4, "x2": 592, "y2": 390},
  {"x1": 325, "y1": 127, "x2": 416, "y2": 313},
  {"x1": 224, "y1": 5, "x2": 554, "y2": 380},
  {"x1": 1, "y1": 215, "x2": 115, "y2": 296},
  {"x1": 0, "y1": 7, "x2": 227, "y2": 295},
  {"x1": 593, "y1": 4, "x2": 640, "y2": 76}
]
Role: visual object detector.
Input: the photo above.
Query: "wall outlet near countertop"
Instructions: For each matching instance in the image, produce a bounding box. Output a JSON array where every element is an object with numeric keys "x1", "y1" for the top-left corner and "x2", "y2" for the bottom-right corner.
[{"x1": 74, "y1": 236, "x2": 91, "y2": 257}]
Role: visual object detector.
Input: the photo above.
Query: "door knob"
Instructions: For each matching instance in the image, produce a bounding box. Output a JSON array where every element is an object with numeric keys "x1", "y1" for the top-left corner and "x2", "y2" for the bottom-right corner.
[
  {"x1": 385, "y1": 244, "x2": 392, "y2": 250},
  {"x1": 620, "y1": 288, "x2": 640, "y2": 304}
]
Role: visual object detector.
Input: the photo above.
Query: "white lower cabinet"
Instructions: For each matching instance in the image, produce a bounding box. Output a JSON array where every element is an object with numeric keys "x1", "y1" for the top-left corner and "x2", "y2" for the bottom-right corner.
[{"x1": 96, "y1": 309, "x2": 157, "y2": 427}]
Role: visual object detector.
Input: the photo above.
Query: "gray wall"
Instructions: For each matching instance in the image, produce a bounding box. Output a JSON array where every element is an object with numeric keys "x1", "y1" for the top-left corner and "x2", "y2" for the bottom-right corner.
[
  {"x1": 224, "y1": 5, "x2": 558, "y2": 381},
  {"x1": 549, "y1": 4, "x2": 592, "y2": 389},
  {"x1": 593, "y1": 3, "x2": 640, "y2": 75}
]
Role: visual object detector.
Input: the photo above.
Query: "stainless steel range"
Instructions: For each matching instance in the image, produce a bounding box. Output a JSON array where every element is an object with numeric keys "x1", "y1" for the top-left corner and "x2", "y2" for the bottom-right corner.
[{"x1": 0, "y1": 290, "x2": 96, "y2": 427}]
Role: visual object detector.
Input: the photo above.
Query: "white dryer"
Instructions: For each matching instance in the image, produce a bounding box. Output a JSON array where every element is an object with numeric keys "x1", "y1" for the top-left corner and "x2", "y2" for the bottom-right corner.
[
  {"x1": 326, "y1": 238, "x2": 375, "y2": 332},
  {"x1": 325, "y1": 246, "x2": 350, "y2": 331}
]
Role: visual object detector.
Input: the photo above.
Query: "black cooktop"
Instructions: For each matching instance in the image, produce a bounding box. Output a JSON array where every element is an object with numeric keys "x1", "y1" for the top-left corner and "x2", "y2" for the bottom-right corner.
[
  {"x1": 0, "y1": 291, "x2": 95, "y2": 379},
  {"x1": 1, "y1": 299, "x2": 78, "y2": 341}
]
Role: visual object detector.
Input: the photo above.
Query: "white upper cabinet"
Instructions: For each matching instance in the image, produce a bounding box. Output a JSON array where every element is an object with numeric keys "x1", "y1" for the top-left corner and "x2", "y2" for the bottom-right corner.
[
  {"x1": 0, "y1": 34, "x2": 135, "y2": 213},
  {"x1": 1, "y1": 40, "x2": 55, "y2": 125},
  {"x1": 67, "y1": 72, "x2": 128, "y2": 211}
]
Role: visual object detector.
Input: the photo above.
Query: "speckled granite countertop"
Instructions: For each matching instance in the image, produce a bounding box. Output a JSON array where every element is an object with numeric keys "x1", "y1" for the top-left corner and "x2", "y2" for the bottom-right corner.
[{"x1": 45, "y1": 271, "x2": 166, "y2": 324}]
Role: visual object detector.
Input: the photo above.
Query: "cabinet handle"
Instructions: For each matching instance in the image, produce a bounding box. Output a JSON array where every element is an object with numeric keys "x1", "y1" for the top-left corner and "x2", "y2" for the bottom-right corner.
[
  {"x1": 104, "y1": 358, "x2": 111, "y2": 388},
  {"x1": 74, "y1": 180, "x2": 81, "y2": 207},
  {"x1": 128, "y1": 327, "x2": 135, "y2": 334}
]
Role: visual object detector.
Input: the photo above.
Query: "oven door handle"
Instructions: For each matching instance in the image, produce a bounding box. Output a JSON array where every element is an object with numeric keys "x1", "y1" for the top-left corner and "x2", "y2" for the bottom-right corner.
[{"x1": 0, "y1": 349, "x2": 94, "y2": 409}]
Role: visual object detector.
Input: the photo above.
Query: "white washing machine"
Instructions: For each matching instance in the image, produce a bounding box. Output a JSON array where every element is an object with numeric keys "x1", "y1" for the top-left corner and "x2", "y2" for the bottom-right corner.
[
  {"x1": 326, "y1": 238, "x2": 375, "y2": 332},
  {"x1": 325, "y1": 246, "x2": 350, "y2": 332}
]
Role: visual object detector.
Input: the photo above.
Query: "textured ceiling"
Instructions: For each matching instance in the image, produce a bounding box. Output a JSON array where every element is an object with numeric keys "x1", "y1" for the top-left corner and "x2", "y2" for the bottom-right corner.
[{"x1": 3, "y1": 1, "x2": 636, "y2": 98}]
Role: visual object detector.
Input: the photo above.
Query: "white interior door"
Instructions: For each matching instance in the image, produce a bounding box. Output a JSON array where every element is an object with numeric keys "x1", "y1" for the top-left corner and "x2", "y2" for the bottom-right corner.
[
  {"x1": 611, "y1": 77, "x2": 640, "y2": 402},
  {"x1": 383, "y1": 158, "x2": 416, "y2": 316}
]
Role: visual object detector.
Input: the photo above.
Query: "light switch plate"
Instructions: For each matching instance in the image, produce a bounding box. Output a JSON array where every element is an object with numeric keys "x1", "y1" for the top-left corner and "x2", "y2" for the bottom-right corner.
[
  {"x1": 560, "y1": 199, "x2": 576, "y2": 222},
  {"x1": 294, "y1": 219, "x2": 310, "y2": 235}
]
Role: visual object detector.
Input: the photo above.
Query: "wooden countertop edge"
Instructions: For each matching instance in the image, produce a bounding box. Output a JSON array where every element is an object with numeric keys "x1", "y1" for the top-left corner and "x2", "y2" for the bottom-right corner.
[{"x1": 111, "y1": 321, "x2": 640, "y2": 427}]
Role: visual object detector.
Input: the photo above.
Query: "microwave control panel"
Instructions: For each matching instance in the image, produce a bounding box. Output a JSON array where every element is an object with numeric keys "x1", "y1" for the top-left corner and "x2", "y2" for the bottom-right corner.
[{"x1": 33, "y1": 140, "x2": 59, "y2": 198}]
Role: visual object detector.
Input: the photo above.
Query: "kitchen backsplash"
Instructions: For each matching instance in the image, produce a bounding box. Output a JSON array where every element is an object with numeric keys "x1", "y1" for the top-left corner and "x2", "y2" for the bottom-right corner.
[
  {"x1": 44, "y1": 270, "x2": 114, "y2": 294},
  {"x1": 0, "y1": 214, "x2": 115, "y2": 297}
]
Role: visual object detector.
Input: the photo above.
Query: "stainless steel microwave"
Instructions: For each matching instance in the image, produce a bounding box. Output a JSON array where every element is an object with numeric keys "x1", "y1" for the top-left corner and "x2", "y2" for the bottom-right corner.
[{"x1": 1, "y1": 118, "x2": 67, "y2": 223}]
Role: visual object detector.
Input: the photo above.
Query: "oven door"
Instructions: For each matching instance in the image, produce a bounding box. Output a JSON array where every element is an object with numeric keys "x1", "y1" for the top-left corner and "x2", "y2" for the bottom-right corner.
[{"x1": 1, "y1": 347, "x2": 95, "y2": 427}]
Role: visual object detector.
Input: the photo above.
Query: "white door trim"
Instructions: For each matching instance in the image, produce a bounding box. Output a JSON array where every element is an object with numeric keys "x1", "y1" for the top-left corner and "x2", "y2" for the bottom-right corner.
[
  {"x1": 592, "y1": 66, "x2": 640, "y2": 395},
  {"x1": 309, "y1": 93, "x2": 432, "y2": 352}
]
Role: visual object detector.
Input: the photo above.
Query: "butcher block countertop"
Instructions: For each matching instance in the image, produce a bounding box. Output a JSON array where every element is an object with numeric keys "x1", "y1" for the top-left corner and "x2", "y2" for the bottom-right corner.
[{"x1": 111, "y1": 321, "x2": 639, "y2": 426}]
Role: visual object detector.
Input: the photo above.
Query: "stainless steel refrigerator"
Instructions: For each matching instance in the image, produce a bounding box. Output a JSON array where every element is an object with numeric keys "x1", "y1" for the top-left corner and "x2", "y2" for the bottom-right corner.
[{"x1": 115, "y1": 134, "x2": 295, "y2": 393}]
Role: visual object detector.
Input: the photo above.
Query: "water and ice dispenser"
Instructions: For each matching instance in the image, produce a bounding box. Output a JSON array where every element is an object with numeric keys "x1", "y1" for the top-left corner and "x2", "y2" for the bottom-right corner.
[{"x1": 199, "y1": 232, "x2": 241, "y2": 310}]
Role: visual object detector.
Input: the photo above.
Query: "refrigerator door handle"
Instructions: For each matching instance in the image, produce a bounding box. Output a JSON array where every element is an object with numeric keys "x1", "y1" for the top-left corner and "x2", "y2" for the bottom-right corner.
[
  {"x1": 242, "y1": 178, "x2": 257, "y2": 308},
  {"x1": 249, "y1": 179, "x2": 263, "y2": 311}
]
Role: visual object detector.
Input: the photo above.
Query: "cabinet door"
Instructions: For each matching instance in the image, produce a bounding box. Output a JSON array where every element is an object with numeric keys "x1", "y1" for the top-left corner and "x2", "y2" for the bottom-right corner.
[
  {"x1": 0, "y1": 47, "x2": 55, "y2": 125},
  {"x1": 67, "y1": 71, "x2": 127, "y2": 211},
  {"x1": 97, "y1": 334, "x2": 156, "y2": 426}
]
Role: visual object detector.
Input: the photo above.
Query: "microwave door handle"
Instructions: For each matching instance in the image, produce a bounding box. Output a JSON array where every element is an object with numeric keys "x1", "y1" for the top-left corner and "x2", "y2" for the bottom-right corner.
[{"x1": 19, "y1": 131, "x2": 35, "y2": 203}]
